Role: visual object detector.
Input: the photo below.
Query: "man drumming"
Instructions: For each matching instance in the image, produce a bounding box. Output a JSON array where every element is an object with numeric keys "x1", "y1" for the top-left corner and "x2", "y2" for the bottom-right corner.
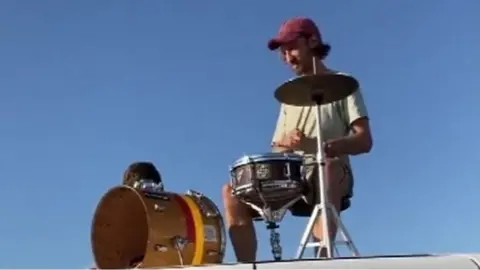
[{"x1": 222, "y1": 17, "x2": 373, "y2": 262}]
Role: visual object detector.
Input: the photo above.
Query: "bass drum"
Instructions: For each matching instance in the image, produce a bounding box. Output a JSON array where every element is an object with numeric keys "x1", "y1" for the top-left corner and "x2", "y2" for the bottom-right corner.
[{"x1": 91, "y1": 185, "x2": 226, "y2": 269}]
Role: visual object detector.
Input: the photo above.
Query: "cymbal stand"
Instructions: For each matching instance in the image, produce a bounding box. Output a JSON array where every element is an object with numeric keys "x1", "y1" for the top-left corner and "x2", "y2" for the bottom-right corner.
[{"x1": 295, "y1": 57, "x2": 360, "y2": 259}]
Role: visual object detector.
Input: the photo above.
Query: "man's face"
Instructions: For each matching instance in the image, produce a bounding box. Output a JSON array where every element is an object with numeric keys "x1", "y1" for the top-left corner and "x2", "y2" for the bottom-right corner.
[{"x1": 279, "y1": 37, "x2": 314, "y2": 75}]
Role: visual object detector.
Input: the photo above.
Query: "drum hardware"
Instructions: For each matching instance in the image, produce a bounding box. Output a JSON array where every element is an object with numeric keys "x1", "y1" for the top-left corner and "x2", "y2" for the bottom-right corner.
[
  {"x1": 133, "y1": 178, "x2": 164, "y2": 193},
  {"x1": 274, "y1": 58, "x2": 360, "y2": 259},
  {"x1": 129, "y1": 257, "x2": 144, "y2": 269},
  {"x1": 207, "y1": 250, "x2": 218, "y2": 256},
  {"x1": 246, "y1": 197, "x2": 302, "y2": 261},
  {"x1": 134, "y1": 179, "x2": 168, "y2": 201},
  {"x1": 186, "y1": 189, "x2": 221, "y2": 218},
  {"x1": 131, "y1": 262, "x2": 142, "y2": 268},
  {"x1": 186, "y1": 189, "x2": 203, "y2": 198},
  {"x1": 267, "y1": 222, "x2": 282, "y2": 261},
  {"x1": 144, "y1": 193, "x2": 170, "y2": 201},
  {"x1": 154, "y1": 244, "x2": 168, "y2": 252},
  {"x1": 153, "y1": 204, "x2": 166, "y2": 212},
  {"x1": 172, "y1": 235, "x2": 188, "y2": 266}
]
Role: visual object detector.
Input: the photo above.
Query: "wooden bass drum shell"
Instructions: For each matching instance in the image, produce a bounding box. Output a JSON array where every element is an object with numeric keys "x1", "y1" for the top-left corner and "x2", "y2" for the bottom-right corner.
[{"x1": 91, "y1": 185, "x2": 226, "y2": 268}]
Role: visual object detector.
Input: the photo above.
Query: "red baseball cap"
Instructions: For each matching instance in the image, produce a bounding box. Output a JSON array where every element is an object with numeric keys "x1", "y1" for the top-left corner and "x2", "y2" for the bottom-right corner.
[{"x1": 267, "y1": 17, "x2": 322, "y2": 51}]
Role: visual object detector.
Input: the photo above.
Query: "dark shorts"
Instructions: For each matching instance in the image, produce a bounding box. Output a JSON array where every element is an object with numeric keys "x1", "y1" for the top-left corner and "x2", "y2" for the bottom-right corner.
[{"x1": 248, "y1": 161, "x2": 354, "y2": 219}]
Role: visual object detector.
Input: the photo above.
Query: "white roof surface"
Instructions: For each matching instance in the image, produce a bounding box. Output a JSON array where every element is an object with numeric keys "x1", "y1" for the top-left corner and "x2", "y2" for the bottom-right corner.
[{"x1": 165, "y1": 253, "x2": 480, "y2": 269}]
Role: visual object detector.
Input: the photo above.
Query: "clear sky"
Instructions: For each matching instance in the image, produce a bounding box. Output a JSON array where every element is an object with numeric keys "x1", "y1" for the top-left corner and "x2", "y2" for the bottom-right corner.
[{"x1": 1, "y1": 0, "x2": 479, "y2": 268}]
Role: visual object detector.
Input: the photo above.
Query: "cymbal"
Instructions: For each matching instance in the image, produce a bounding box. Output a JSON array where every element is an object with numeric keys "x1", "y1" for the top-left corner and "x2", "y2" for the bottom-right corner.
[{"x1": 274, "y1": 73, "x2": 359, "y2": 106}]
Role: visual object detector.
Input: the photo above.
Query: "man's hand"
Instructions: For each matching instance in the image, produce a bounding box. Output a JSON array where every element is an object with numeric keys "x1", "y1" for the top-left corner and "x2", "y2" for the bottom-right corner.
[
  {"x1": 323, "y1": 138, "x2": 347, "y2": 158},
  {"x1": 323, "y1": 118, "x2": 373, "y2": 157},
  {"x1": 324, "y1": 118, "x2": 373, "y2": 157},
  {"x1": 273, "y1": 129, "x2": 305, "y2": 151}
]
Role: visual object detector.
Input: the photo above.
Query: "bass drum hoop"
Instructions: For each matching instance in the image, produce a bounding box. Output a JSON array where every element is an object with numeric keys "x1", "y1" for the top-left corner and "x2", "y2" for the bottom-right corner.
[
  {"x1": 91, "y1": 185, "x2": 149, "y2": 269},
  {"x1": 91, "y1": 186, "x2": 226, "y2": 269}
]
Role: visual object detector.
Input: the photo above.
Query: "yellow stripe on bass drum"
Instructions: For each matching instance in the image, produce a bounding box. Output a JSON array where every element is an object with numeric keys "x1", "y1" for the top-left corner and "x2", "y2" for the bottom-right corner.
[{"x1": 181, "y1": 195, "x2": 205, "y2": 265}]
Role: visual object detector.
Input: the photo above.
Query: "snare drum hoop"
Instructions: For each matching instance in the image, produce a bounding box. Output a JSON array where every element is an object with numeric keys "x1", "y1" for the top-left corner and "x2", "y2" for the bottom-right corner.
[{"x1": 230, "y1": 152, "x2": 304, "y2": 170}]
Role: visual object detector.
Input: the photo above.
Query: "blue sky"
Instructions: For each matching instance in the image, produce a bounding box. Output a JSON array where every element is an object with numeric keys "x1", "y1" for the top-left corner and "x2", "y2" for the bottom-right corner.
[{"x1": 0, "y1": 0, "x2": 479, "y2": 268}]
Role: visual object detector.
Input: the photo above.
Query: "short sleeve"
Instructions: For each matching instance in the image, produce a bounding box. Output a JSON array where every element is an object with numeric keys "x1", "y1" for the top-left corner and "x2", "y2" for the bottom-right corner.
[
  {"x1": 271, "y1": 104, "x2": 286, "y2": 145},
  {"x1": 342, "y1": 88, "x2": 369, "y2": 125}
]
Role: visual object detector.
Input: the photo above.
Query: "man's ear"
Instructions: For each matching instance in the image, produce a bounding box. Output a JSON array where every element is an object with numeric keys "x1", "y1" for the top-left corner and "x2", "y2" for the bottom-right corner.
[
  {"x1": 307, "y1": 35, "x2": 320, "y2": 49},
  {"x1": 279, "y1": 51, "x2": 287, "y2": 64}
]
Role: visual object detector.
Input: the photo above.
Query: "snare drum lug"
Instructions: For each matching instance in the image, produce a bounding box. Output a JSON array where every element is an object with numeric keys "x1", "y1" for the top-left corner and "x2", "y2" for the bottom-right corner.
[
  {"x1": 154, "y1": 244, "x2": 168, "y2": 252},
  {"x1": 229, "y1": 171, "x2": 236, "y2": 184},
  {"x1": 284, "y1": 163, "x2": 291, "y2": 178}
]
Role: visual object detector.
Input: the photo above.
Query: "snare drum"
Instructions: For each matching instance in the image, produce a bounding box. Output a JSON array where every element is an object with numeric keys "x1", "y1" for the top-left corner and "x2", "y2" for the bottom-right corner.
[
  {"x1": 230, "y1": 152, "x2": 305, "y2": 210},
  {"x1": 91, "y1": 185, "x2": 226, "y2": 269}
]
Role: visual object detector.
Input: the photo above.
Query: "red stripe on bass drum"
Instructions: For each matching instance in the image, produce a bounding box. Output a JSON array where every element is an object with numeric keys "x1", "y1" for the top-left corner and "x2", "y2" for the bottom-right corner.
[{"x1": 173, "y1": 195, "x2": 196, "y2": 243}]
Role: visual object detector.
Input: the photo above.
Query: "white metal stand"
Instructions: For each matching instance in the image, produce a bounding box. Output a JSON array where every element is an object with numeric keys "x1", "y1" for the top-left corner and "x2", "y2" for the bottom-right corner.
[{"x1": 295, "y1": 58, "x2": 360, "y2": 259}]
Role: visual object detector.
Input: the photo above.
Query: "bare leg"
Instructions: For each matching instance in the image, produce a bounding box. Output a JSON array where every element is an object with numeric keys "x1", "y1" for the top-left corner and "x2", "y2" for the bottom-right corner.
[
  {"x1": 222, "y1": 184, "x2": 257, "y2": 262},
  {"x1": 312, "y1": 159, "x2": 351, "y2": 257}
]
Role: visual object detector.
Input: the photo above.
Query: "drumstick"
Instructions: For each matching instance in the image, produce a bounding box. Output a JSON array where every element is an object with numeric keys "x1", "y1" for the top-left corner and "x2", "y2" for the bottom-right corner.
[
  {"x1": 300, "y1": 107, "x2": 312, "y2": 134},
  {"x1": 296, "y1": 108, "x2": 305, "y2": 131}
]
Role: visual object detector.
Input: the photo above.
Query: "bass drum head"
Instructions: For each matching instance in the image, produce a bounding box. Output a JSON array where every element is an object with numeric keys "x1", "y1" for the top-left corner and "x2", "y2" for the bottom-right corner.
[{"x1": 91, "y1": 186, "x2": 149, "y2": 269}]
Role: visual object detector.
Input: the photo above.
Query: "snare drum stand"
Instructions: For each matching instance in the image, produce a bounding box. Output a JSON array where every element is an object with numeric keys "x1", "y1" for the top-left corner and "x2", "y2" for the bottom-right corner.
[
  {"x1": 266, "y1": 220, "x2": 281, "y2": 261},
  {"x1": 295, "y1": 93, "x2": 360, "y2": 259},
  {"x1": 247, "y1": 198, "x2": 302, "y2": 261}
]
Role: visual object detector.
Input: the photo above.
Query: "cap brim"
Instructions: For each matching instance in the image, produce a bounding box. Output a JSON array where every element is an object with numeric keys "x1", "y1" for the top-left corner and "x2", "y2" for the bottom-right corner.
[
  {"x1": 267, "y1": 32, "x2": 302, "y2": 51},
  {"x1": 267, "y1": 39, "x2": 282, "y2": 50}
]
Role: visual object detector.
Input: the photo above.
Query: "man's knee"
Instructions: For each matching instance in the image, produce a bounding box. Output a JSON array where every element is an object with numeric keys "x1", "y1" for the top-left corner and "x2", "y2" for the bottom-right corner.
[
  {"x1": 324, "y1": 159, "x2": 343, "y2": 179},
  {"x1": 222, "y1": 184, "x2": 238, "y2": 209},
  {"x1": 222, "y1": 184, "x2": 252, "y2": 225},
  {"x1": 318, "y1": 159, "x2": 351, "y2": 211},
  {"x1": 324, "y1": 159, "x2": 350, "y2": 194},
  {"x1": 222, "y1": 184, "x2": 232, "y2": 201}
]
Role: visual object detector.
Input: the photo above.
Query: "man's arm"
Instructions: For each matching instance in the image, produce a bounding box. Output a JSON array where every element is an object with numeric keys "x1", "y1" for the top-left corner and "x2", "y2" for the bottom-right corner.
[
  {"x1": 271, "y1": 104, "x2": 288, "y2": 152},
  {"x1": 340, "y1": 117, "x2": 373, "y2": 155},
  {"x1": 338, "y1": 89, "x2": 373, "y2": 156}
]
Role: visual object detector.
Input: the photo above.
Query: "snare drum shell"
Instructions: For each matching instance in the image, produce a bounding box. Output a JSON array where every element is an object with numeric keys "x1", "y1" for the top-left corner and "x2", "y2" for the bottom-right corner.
[
  {"x1": 91, "y1": 185, "x2": 225, "y2": 269},
  {"x1": 230, "y1": 153, "x2": 305, "y2": 211}
]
